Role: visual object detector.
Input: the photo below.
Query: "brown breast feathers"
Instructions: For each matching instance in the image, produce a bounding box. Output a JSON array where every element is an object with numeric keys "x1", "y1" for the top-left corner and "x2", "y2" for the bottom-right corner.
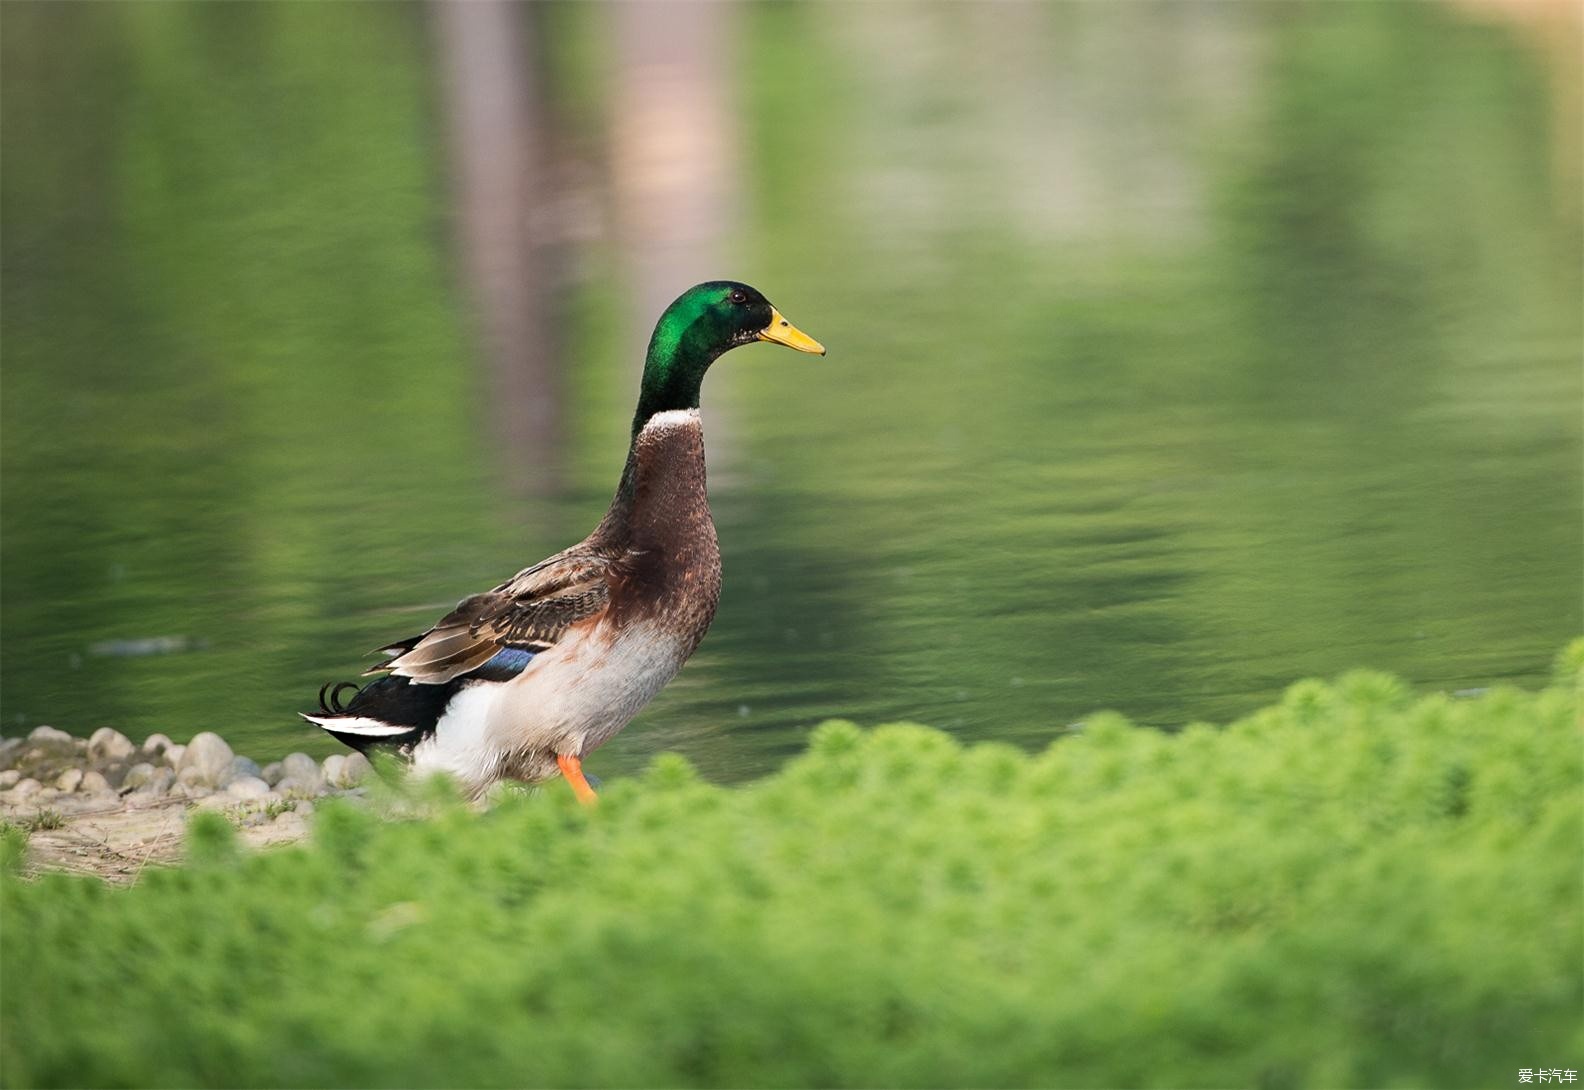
[{"x1": 610, "y1": 411, "x2": 722, "y2": 647}]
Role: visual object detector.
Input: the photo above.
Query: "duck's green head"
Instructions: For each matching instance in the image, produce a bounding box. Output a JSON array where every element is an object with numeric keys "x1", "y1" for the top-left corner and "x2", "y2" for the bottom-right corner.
[{"x1": 634, "y1": 280, "x2": 824, "y2": 430}]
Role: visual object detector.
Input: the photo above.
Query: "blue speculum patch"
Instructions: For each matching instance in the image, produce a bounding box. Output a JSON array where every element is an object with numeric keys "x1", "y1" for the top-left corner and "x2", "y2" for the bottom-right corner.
[{"x1": 472, "y1": 648, "x2": 536, "y2": 682}]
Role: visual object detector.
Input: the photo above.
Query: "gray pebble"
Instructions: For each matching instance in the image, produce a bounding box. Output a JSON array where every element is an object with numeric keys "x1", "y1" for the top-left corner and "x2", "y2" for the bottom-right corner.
[
  {"x1": 322, "y1": 754, "x2": 347, "y2": 787},
  {"x1": 163, "y1": 744, "x2": 186, "y2": 769},
  {"x1": 281, "y1": 753, "x2": 323, "y2": 794},
  {"x1": 260, "y1": 761, "x2": 284, "y2": 787},
  {"x1": 79, "y1": 770, "x2": 113, "y2": 796},
  {"x1": 175, "y1": 767, "x2": 214, "y2": 796},
  {"x1": 226, "y1": 776, "x2": 271, "y2": 799},
  {"x1": 0, "y1": 770, "x2": 19, "y2": 789},
  {"x1": 55, "y1": 768, "x2": 84, "y2": 793},
  {"x1": 9, "y1": 778, "x2": 42, "y2": 800},
  {"x1": 121, "y1": 763, "x2": 158, "y2": 790},
  {"x1": 139, "y1": 767, "x2": 176, "y2": 795},
  {"x1": 0, "y1": 738, "x2": 24, "y2": 769},
  {"x1": 93, "y1": 758, "x2": 137, "y2": 791},
  {"x1": 340, "y1": 752, "x2": 373, "y2": 785},
  {"x1": 177, "y1": 732, "x2": 234, "y2": 788},
  {"x1": 231, "y1": 756, "x2": 263, "y2": 783},
  {"x1": 86, "y1": 727, "x2": 136, "y2": 764},
  {"x1": 275, "y1": 778, "x2": 320, "y2": 799},
  {"x1": 27, "y1": 726, "x2": 73, "y2": 746},
  {"x1": 141, "y1": 732, "x2": 174, "y2": 756},
  {"x1": 271, "y1": 811, "x2": 308, "y2": 835}
]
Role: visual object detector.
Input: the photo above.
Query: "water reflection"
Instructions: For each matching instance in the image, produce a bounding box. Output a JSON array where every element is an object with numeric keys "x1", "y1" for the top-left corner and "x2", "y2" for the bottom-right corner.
[
  {"x1": 1, "y1": 1, "x2": 1578, "y2": 785},
  {"x1": 435, "y1": 0, "x2": 568, "y2": 497}
]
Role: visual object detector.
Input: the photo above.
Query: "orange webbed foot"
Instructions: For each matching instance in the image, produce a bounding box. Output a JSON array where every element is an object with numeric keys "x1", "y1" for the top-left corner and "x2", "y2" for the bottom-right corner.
[{"x1": 556, "y1": 753, "x2": 599, "y2": 807}]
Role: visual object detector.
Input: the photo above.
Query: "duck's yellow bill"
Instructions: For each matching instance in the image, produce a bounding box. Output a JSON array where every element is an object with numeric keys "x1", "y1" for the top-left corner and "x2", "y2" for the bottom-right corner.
[{"x1": 757, "y1": 308, "x2": 826, "y2": 355}]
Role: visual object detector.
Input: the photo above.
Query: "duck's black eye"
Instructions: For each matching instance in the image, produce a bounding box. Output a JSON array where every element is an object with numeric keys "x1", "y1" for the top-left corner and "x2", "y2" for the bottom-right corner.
[{"x1": 729, "y1": 289, "x2": 747, "y2": 305}]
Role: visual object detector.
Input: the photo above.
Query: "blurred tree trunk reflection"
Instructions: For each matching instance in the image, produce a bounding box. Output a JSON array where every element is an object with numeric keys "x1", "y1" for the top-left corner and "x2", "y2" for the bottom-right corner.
[
  {"x1": 1445, "y1": 0, "x2": 1581, "y2": 229},
  {"x1": 609, "y1": 0, "x2": 741, "y2": 470},
  {"x1": 434, "y1": 0, "x2": 565, "y2": 497}
]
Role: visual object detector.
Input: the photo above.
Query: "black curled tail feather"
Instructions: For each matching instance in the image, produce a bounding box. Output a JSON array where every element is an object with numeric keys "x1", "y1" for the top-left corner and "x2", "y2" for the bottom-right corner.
[{"x1": 318, "y1": 680, "x2": 363, "y2": 714}]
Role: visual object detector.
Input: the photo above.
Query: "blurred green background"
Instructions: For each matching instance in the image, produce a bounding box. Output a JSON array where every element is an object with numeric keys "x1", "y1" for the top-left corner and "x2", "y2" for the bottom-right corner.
[{"x1": 2, "y1": 0, "x2": 1579, "y2": 782}]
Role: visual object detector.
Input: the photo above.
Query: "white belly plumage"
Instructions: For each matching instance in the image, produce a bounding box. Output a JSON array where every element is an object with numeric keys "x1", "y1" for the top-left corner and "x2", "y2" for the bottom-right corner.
[{"x1": 408, "y1": 619, "x2": 689, "y2": 794}]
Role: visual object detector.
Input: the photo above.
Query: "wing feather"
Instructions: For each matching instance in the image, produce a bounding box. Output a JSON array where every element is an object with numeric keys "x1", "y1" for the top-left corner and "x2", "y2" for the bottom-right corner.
[{"x1": 373, "y1": 551, "x2": 613, "y2": 684}]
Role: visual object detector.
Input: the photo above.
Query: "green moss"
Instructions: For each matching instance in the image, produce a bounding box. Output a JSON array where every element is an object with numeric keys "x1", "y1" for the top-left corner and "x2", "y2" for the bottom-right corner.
[
  {"x1": 183, "y1": 810, "x2": 239, "y2": 868},
  {"x1": 0, "y1": 823, "x2": 28, "y2": 867},
  {"x1": 262, "y1": 798, "x2": 298, "y2": 821},
  {"x1": 22, "y1": 809, "x2": 64, "y2": 832},
  {"x1": 2, "y1": 661, "x2": 1579, "y2": 1088}
]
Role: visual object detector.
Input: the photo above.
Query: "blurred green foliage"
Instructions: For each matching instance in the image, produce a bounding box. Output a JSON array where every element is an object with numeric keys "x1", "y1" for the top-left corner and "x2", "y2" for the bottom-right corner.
[{"x1": 5, "y1": 649, "x2": 1579, "y2": 1088}]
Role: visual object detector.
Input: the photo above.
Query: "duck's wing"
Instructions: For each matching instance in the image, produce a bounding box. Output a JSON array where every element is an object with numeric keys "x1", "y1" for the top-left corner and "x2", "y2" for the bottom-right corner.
[{"x1": 370, "y1": 550, "x2": 613, "y2": 685}]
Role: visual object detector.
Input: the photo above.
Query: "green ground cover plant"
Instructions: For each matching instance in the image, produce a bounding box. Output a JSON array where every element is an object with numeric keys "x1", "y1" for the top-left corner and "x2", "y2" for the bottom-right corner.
[{"x1": 3, "y1": 645, "x2": 1580, "y2": 1088}]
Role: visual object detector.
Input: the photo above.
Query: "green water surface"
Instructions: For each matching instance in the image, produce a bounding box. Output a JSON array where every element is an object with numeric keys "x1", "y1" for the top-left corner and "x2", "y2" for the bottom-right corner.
[{"x1": 2, "y1": 2, "x2": 1579, "y2": 782}]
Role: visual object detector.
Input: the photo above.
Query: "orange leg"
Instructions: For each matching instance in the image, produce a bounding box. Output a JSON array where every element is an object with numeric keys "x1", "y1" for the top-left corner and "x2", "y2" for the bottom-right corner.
[{"x1": 556, "y1": 753, "x2": 599, "y2": 807}]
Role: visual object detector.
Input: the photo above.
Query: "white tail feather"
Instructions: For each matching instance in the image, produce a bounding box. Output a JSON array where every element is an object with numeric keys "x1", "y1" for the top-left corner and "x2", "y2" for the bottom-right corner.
[{"x1": 300, "y1": 713, "x2": 412, "y2": 737}]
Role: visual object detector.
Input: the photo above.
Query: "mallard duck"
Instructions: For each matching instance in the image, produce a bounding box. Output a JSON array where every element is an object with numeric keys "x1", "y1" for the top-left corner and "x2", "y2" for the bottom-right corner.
[{"x1": 301, "y1": 282, "x2": 824, "y2": 803}]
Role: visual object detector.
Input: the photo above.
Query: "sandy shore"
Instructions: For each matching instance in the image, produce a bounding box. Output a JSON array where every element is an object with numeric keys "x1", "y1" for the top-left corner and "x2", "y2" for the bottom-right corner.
[{"x1": 1, "y1": 726, "x2": 367, "y2": 881}]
